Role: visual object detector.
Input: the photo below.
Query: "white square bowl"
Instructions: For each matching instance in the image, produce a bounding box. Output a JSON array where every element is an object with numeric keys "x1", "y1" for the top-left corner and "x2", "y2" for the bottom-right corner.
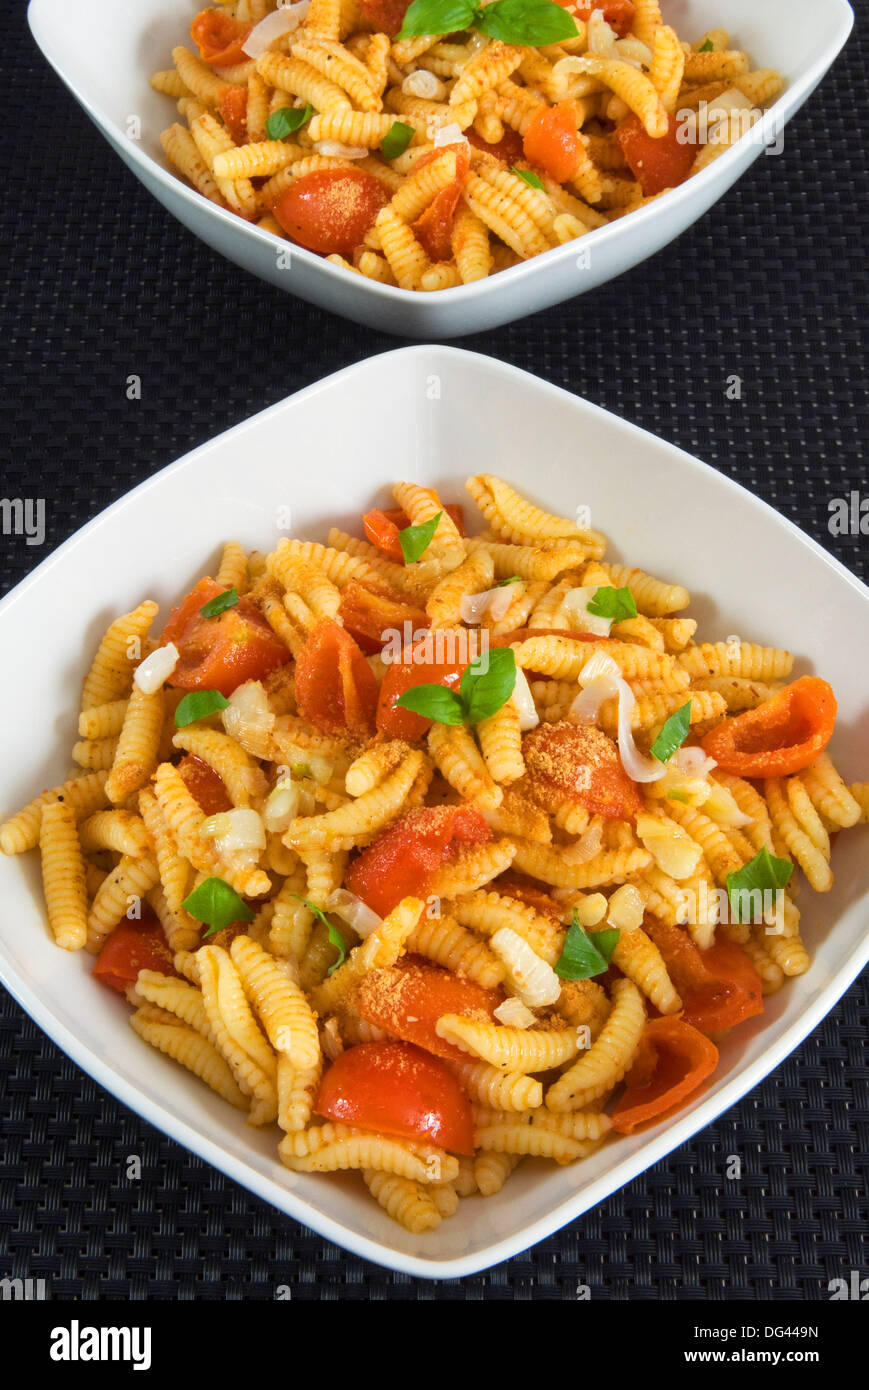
[
  {"x1": 1, "y1": 345, "x2": 867, "y2": 1278},
  {"x1": 28, "y1": 0, "x2": 853, "y2": 338}
]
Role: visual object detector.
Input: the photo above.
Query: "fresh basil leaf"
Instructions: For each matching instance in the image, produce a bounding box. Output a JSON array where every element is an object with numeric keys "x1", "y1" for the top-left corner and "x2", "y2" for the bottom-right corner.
[
  {"x1": 200, "y1": 587, "x2": 239, "y2": 619},
  {"x1": 586, "y1": 584, "x2": 637, "y2": 621},
  {"x1": 510, "y1": 166, "x2": 545, "y2": 190},
  {"x1": 727, "y1": 848, "x2": 793, "y2": 925},
  {"x1": 698, "y1": 38, "x2": 715, "y2": 52},
  {"x1": 498, "y1": 575, "x2": 522, "y2": 586},
  {"x1": 395, "y1": 683, "x2": 466, "y2": 725},
  {"x1": 475, "y1": 0, "x2": 578, "y2": 45},
  {"x1": 290, "y1": 894, "x2": 347, "y2": 974},
  {"x1": 184, "y1": 876, "x2": 254, "y2": 937},
  {"x1": 650, "y1": 702, "x2": 693, "y2": 763},
  {"x1": 174, "y1": 690, "x2": 230, "y2": 728},
  {"x1": 460, "y1": 646, "x2": 516, "y2": 725},
  {"x1": 399, "y1": 510, "x2": 442, "y2": 564},
  {"x1": 555, "y1": 914, "x2": 620, "y2": 981},
  {"x1": 266, "y1": 105, "x2": 313, "y2": 140},
  {"x1": 397, "y1": 0, "x2": 478, "y2": 38},
  {"x1": 381, "y1": 121, "x2": 415, "y2": 160}
]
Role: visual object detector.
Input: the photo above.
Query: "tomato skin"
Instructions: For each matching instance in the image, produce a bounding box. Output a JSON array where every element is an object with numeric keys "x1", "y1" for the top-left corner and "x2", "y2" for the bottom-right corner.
[
  {"x1": 316, "y1": 1039, "x2": 475, "y2": 1153},
  {"x1": 523, "y1": 102, "x2": 580, "y2": 184},
  {"x1": 356, "y1": 0, "x2": 410, "y2": 35},
  {"x1": 611, "y1": 1017, "x2": 719, "y2": 1134},
  {"x1": 294, "y1": 618, "x2": 379, "y2": 739},
  {"x1": 345, "y1": 805, "x2": 492, "y2": 918},
  {"x1": 376, "y1": 640, "x2": 465, "y2": 740},
  {"x1": 190, "y1": 9, "x2": 251, "y2": 66},
  {"x1": 271, "y1": 169, "x2": 387, "y2": 256},
  {"x1": 410, "y1": 143, "x2": 470, "y2": 262},
  {"x1": 572, "y1": 1, "x2": 635, "y2": 37},
  {"x1": 680, "y1": 939, "x2": 764, "y2": 1034},
  {"x1": 177, "y1": 754, "x2": 232, "y2": 815},
  {"x1": 338, "y1": 580, "x2": 429, "y2": 654},
  {"x1": 356, "y1": 957, "x2": 503, "y2": 1063},
  {"x1": 494, "y1": 872, "x2": 564, "y2": 920},
  {"x1": 162, "y1": 578, "x2": 289, "y2": 697},
  {"x1": 617, "y1": 114, "x2": 695, "y2": 196},
  {"x1": 93, "y1": 911, "x2": 180, "y2": 993},
  {"x1": 363, "y1": 503, "x2": 466, "y2": 565},
  {"x1": 219, "y1": 85, "x2": 248, "y2": 145},
  {"x1": 700, "y1": 677, "x2": 837, "y2": 779},
  {"x1": 524, "y1": 720, "x2": 643, "y2": 820},
  {"x1": 466, "y1": 127, "x2": 526, "y2": 166}
]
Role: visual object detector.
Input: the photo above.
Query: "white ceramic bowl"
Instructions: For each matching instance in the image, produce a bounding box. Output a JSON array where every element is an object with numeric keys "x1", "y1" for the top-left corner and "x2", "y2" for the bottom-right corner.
[
  {"x1": 1, "y1": 345, "x2": 867, "y2": 1277},
  {"x1": 28, "y1": 0, "x2": 853, "y2": 338}
]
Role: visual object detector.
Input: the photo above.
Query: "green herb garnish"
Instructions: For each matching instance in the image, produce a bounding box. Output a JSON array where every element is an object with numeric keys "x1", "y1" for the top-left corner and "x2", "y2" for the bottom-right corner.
[
  {"x1": 174, "y1": 690, "x2": 230, "y2": 728},
  {"x1": 399, "y1": 510, "x2": 442, "y2": 564},
  {"x1": 727, "y1": 848, "x2": 793, "y2": 925},
  {"x1": 183, "y1": 877, "x2": 255, "y2": 938},
  {"x1": 381, "y1": 121, "x2": 415, "y2": 160},
  {"x1": 290, "y1": 894, "x2": 347, "y2": 974},
  {"x1": 498, "y1": 575, "x2": 522, "y2": 586},
  {"x1": 396, "y1": 647, "x2": 516, "y2": 727},
  {"x1": 586, "y1": 585, "x2": 637, "y2": 622},
  {"x1": 398, "y1": 0, "x2": 577, "y2": 44},
  {"x1": 510, "y1": 167, "x2": 545, "y2": 190},
  {"x1": 555, "y1": 913, "x2": 620, "y2": 981},
  {"x1": 266, "y1": 105, "x2": 313, "y2": 140},
  {"x1": 200, "y1": 587, "x2": 239, "y2": 619},
  {"x1": 650, "y1": 702, "x2": 693, "y2": 763},
  {"x1": 698, "y1": 38, "x2": 715, "y2": 52}
]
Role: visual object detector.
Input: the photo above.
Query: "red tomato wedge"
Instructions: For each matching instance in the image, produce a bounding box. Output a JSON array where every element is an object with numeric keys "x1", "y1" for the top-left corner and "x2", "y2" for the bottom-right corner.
[
  {"x1": 177, "y1": 754, "x2": 232, "y2": 815},
  {"x1": 466, "y1": 127, "x2": 525, "y2": 165},
  {"x1": 411, "y1": 143, "x2": 470, "y2": 263},
  {"x1": 572, "y1": 1, "x2": 635, "y2": 37},
  {"x1": 190, "y1": 9, "x2": 251, "y2": 67},
  {"x1": 218, "y1": 85, "x2": 248, "y2": 146},
  {"x1": 271, "y1": 168, "x2": 387, "y2": 256},
  {"x1": 162, "y1": 578, "x2": 289, "y2": 697},
  {"x1": 356, "y1": 0, "x2": 411, "y2": 35},
  {"x1": 524, "y1": 720, "x2": 643, "y2": 820},
  {"x1": 93, "y1": 911, "x2": 180, "y2": 994},
  {"x1": 700, "y1": 676, "x2": 837, "y2": 779},
  {"x1": 294, "y1": 618, "x2": 378, "y2": 739},
  {"x1": 376, "y1": 638, "x2": 466, "y2": 740},
  {"x1": 616, "y1": 114, "x2": 695, "y2": 196},
  {"x1": 644, "y1": 921, "x2": 764, "y2": 1034},
  {"x1": 338, "y1": 580, "x2": 429, "y2": 654},
  {"x1": 316, "y1": 1039, "x2": 475, "y2": 1154},
  {"x1": 345, "y1": 805, "x2": 492, "y2": 918},
  {"x1": 356, "y1": 957, "x2": 503, "y2": 1063},
  {"x1": 611, "y1": 1018, "x2": 719, "y2": 1134},
  {"x1": 523, "y1": 102, "x2": 581, "y2": 184},
  {"x1": 363, "y1": 503, "x2": 466, "y2": 565},
  {"x1": 494, "y1": 872, "x2": 564, "y2": 920}
]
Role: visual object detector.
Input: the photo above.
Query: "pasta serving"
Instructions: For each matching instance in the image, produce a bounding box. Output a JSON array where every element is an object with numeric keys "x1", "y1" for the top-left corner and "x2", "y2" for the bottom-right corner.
[
  {"x1": 150, "y1": 0, "x2": 783, "y2": 290},
  {"x1": 4, "y1": 474, "x2": 866, "y2": 1235}
]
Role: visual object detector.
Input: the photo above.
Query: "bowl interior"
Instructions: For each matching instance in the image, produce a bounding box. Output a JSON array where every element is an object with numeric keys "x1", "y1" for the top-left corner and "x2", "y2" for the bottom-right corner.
[{"x1": 1, "y1": 345, "x2": 867, "y2": 1277}]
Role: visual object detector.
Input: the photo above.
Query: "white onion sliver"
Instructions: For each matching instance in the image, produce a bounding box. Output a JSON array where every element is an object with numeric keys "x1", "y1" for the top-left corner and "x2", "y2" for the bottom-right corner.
[
  {"x1": 326, "y1": 889, "x2": 383, "y2": 938},
  {"x1": 242, "y1": 1, "x2": 309, "y2": 59},
  {"x1": 571, "y1": 655, "x2": 665, "y2": 784},
  {"x1": 562, "y1": 819, "x2": 604, "y2": 864},
  {"x1": 560, "y1": 586, "x2": 612, "y2": 637},
  {"x1": 433, "y1": 123, "x2": 467, "y2": 148},
  {"x1": 512, "y1": 667, "x2": 539, "y2": 732},
  {"x1": 459, "y1": 586, "x2": 513, "y2": 625},
  {"x1": 134, "y1": 642, "x2": 178, "y2": 694},
  {"x1": 494, "y1": 997, "x2": 536, "y2": 1029},
  {"x1": 313, "y1": 140, "x2": 368, "y2": 158}
]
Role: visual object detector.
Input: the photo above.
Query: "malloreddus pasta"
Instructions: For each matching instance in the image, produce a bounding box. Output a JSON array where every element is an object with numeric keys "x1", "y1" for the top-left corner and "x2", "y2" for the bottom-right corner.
[
  {"x1": 4, "y1": 474, "x2": 866, "y2": 1234},
  {"x1": 150, "y1": 0, "x2": 783, "y2": 290}
]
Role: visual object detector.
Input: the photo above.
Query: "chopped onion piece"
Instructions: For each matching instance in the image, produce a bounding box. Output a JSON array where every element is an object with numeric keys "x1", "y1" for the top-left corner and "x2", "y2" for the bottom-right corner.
[
  {"x1": 433, "y1": 123, "x2": 467, "y2": 148},
  {"x1": 571, "y1": 653, "x2": 666, "y2": 783},
  {"x1": 222, "y1": 681, "x2": 275, "y2": 758},
  {"x1": 242, "y1": 1, "x2": 310, "y2": 58},
  {"x1": 459, "y1": 585, "x2": 514, "y2": 625},
  {"x1": 512, "y1": 666, "x2": 539, "y2": 732},
  {"x1": 702, "y1": 781, "x2": 753, "y2": 828},
  {"x1": 494, "y1": 997, "x2": 537, "y2": 1029},
  {"x1": 262, "y1": 779, "x2": 302, "y2": 832},
  {"x1": 635, "y1": 812, "x2": 702, "y2": 880},
  {"x1": 562, "y1": 818, "x2": 604, "y2": 864},
  {"x1": 200, "y1": 808, "x2": 265, "y2": 868},
  {"x1": 490, "y1": 927, "x2": 561, "y2": 1007},
  {"x1": 672, "y1": 746, "x2": 717, "y2": 778},
  {"x1": 605, "y1": 883, "x2": 645, "y2": 932},
  {"x1": 313, "y1": 140, "x2": 368, "y2": 158},
  {"x1": 326, "y1": 889, "x2": 383, "y2": 938},
  {"x1": 401, "y1": 70, "x2": 445, "y2": 100},
  {"x1": 134, "y1": 643, "x2": 178, "y2": 694},
  {"x1": 559, "y1": 586, "x2": 612, "y2": 637}
]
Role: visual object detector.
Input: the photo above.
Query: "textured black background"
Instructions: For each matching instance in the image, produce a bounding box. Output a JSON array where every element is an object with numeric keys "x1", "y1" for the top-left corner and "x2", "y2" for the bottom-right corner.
[{"x1": 0, "y1": 0, "x2": 867, "y2": 1300}]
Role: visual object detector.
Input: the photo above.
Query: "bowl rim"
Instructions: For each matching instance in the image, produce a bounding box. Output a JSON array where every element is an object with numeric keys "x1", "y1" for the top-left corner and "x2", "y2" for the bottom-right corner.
[
  {"x1": 1, "y1": 343, "x2": 868, "y2": 1278},
  {"x1": 26, "y1": 0, "x2": 856, "y2": 306}
]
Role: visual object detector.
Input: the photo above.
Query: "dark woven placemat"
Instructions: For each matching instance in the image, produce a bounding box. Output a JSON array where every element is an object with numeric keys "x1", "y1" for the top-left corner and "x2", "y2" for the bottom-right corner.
[{"x1": 1, "y1": 0, "x2": 867, "y2": 1299}]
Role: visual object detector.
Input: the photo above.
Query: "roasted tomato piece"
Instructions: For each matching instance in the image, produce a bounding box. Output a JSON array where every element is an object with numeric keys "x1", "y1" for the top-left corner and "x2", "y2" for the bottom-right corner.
[
  {"x1": 271, "y1": 168, "x2": 388, "y2": 256},
  {"x1": 162, "y1": 578, "x2": 289, "y2": 697},
  {"x1": 466, "y1": 127, "x2": 526, "y2": 165},
  {"x1": 294, "y1": 617, "x2": 379, "y2": 739},
  {"x1": 410, "y1": 143, "x2": 470, "y2": 262},
  {"x1": 363, "y1": 502, "x2": 466, "y2": 564},
  {"x1": 376, "y1": 638, "x2": 466, "y2": 740},
  {"x1": 356, "y1": 957, "x2": 503, "y2": 1063},
  {"x1": 644, "y1": 920, "x2": 764, "y2": 1035},
  {"x1": 190, "y1": 8, "x2": 251, "y2": 66},
  {"x1": 93, "y1": 910, "x2": 180, "y2": 993},
  {"x1": 523, "y1": 102, "x2": 581, "y2": 183},
  {"x1": 611, "y1": 1018, "x2": 719, "y2": 1134},
  {"x1": 524, "y1": 719, "x2": 642, "y2": 819},
  {"x1": 700, "y1": 677, "x2": 837, "y2": 779},
  {"x1": 177, "y1": 754, "x2": 232, "y2": 815},
  {"x1": 218, "y1": 85, "x2": 248, "y2": 145},
  {"x1": 617, "y1": 114, "x2": 695, "y2": 196},
  {"x1": 338, "y1": 580, "x2": 429, "y2": 654},
  {"x1": 572, "y1": 1, "x2": 635, "y2": 38},
  {"x1": 344, "y1": 805, "x2": 492, "y2": 917}
]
